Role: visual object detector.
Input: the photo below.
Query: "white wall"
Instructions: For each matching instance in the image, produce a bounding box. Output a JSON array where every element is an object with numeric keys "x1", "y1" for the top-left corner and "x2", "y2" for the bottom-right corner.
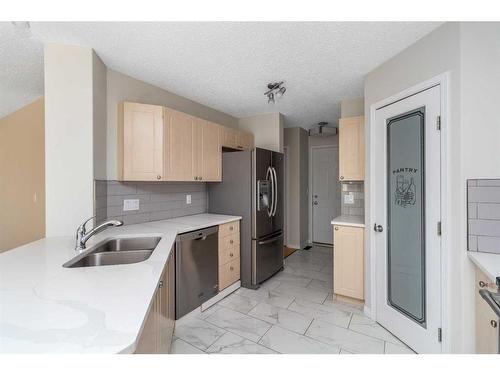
[
  {"x1": 364, "y1": 22, "x2": 500, "y2": 353},
  {"x1": 92, "y1": 52, "x2": 107, "y2": 181},
  {"x1": 341, "y1": 97, "x2": 364, "y2": 117},
  {"x1": 44, "y1": 44, "x2": 95, "y2": 236},
  {"x1": 106, "y1": 70, "x2": 238, "y2": 180},
  {"x1": 238, "y1": 113, "x2": 283, "y2": 153}
]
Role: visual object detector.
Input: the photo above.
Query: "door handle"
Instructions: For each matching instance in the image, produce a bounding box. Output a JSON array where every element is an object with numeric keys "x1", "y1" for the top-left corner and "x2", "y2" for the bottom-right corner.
[
  {"x1": 271, "y1": 167, "x2": 278, "y2": 217},
  {"x1": 266, "y1": 167, "x2": 274, "y2": 218},
  {"x1": 374, "y1": 223, "x2": 384, "y2": 232},
  {"x1": 313, "y1": 201, "x2": 318, "y2": 205}
]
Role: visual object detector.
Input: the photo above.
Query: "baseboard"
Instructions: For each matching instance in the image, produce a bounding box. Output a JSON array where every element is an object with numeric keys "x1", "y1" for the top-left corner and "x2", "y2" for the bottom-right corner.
[{"x1": 363, "y1": 305, "x2": 373, "y2": 319}]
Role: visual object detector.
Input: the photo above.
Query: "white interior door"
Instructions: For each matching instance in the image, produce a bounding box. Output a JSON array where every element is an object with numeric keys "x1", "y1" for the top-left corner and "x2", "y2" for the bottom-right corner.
[
  {"x1": 312, "y1": 146, "x2": 340, "y2": 244},
  {"x1": 374, "y1": 85, "x2": 442, "y2": 353}
]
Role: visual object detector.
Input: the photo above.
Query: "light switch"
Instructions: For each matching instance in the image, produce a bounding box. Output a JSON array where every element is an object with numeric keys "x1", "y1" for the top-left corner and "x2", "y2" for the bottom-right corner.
[
  {"x1": 344, "y1": 192, "x2": 354, "y2": 205},
  {"x1": 123, "y1": 199, "x2": 140, "y2": 211},
  {"x1": 186, "y1": 194, "x2": 192, "y2": 204}
]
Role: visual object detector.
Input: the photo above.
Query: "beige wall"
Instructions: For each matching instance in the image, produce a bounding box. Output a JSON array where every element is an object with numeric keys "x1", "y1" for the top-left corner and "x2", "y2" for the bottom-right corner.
[
  {"x1": 365, "y1": 22, "x2": 472, "y2": 352},
  {"x1": 284, "y1": 127, "x2": 309, "y2": 248},
  {"x1": 238, "y1": 113, "x2": 283, "y2": 153},
  {"x1": 44, "y1": 44, "x2": 99, "y2": 236},
  {"x1": 0, "y1": 98, "x2": 45, "y2": 252},
  {"x1": 106, "y1": 69, "x2": 238, "y2": 180},
  {"x1": 340, "y1": 97, "x2": 365, "y2": 117}
]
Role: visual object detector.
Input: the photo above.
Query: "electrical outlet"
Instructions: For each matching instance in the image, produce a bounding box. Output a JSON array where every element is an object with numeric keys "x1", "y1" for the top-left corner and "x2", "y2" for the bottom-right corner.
[
  {"x1": 186, "y1": 194, "x2": 192, "y2": 204},
  {"x1": 123, "y1": 199, "x2": 140, "y2": 211},
  {"x1": 344, "y1": 192, "x2": 354, "y2": 205},
  {"x1": 342, "y1": 184, "x2": 349, "y2": 192}
]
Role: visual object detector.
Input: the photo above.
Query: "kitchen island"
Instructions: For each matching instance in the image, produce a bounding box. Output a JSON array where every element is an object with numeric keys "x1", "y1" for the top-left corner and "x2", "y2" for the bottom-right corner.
[{"x1": 0, "y1": 213, "x2": 241, "y2": 353}]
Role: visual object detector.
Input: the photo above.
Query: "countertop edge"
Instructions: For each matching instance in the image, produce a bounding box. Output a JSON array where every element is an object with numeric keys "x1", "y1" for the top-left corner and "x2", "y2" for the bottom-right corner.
[{"x1": 468, "y1": 251, "x2": 500, "y2": 282}]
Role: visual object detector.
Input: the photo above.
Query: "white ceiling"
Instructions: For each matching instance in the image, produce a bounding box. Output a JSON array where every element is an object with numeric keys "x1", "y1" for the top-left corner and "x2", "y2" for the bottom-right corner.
[{"x1": 1, "y1": 22, "x2": 441, "y2": 126}]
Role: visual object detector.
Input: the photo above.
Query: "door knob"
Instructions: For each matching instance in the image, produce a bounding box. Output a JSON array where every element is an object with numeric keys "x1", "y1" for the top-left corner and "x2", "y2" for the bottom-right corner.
[
  {"x1": 157, "y1": 175, "x2": 161, "y2": 180},
  {"x1": 491, "y1": 320, "x2": 498, "y2": 328},
  {"x1": 374, "y1": 223, "x2": 384, "y2": 233}
]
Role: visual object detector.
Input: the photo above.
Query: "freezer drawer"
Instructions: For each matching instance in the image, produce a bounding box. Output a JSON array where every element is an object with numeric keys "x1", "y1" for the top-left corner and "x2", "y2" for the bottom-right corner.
[
  {"x1": 252, "y1": 231, "x2": 284, "y2": 284},
  {"x1": 175, "y1": 226, "x2": 219, "y2": 319}
]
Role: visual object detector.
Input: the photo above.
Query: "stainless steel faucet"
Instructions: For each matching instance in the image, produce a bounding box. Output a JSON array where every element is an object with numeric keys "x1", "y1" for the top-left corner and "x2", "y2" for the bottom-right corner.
[{"x1": 75, "y1": 217, "x2": 123, "y2": 251}]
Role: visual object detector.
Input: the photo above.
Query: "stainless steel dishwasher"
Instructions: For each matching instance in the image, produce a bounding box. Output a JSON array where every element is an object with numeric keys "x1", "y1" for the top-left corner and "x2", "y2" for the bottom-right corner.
[{"x1": 175, "y1": 226, "x2": 218, "y2": 319}]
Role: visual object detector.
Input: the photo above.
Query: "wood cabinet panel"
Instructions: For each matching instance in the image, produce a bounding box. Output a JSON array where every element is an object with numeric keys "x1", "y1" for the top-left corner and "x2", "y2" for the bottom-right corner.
[
  {"x1": 333, "y1": 225, "x2": 364, "y2": 301},
  {"x1": 201, "y1": 121, "x2": 222, "y2": 181},
  {"x1": 219, "y1": 221, "x2": 240, "y2": 238},
  {"x1": 339, "y1": 116, "x2": 365, "y2": 181},
  {"x1": 220, "y1": 126, "x2": 238, "y2": 149},
  {"x1": 219, "y1": 257, "x2": 241, "y2": 291},
  {"x1": 475, "y1": 268, "x2": 499, "y2": 354},
  {"x1": 219, "y1": 233, "x2": 240, "y2": 266},
  {"x1": 135, "y1": 251, "x2": 175, "y2": 354},
  {"x1": 164, "y1": 108, "x2": 195, "y2": 181},
  {"x1": 237, "y1": 130, "x2": 254, "y2": 150},
  {"x1": 119, "y1": 102, "x2": 164, "y2": 181}
]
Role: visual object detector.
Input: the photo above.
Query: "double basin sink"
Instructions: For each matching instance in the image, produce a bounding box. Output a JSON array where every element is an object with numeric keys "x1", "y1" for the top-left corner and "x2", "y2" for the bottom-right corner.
[{"x1": 63, "y1": 236, "x2": 161, "y2": 268}]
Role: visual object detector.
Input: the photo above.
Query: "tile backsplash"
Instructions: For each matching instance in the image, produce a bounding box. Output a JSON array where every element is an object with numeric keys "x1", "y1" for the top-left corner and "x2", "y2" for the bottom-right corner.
[
  {"x1": 94, "y1": 180, "x2": 208, "y2": 225},
  {"x1": 340, "y1": 182, "x2": 364, "y2": 216},
  {"x1": 467, "y1": 179, "x2": 500, "y2": 254}
]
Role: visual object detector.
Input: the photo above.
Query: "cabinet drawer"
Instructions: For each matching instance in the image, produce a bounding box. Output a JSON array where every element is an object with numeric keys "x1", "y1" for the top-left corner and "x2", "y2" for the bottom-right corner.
[
  {"x1": 219, "y1": 235, "x2": 240, "y2": 266},
  {"x1": 219, "y1": 257, "x2": 240, "y2": 291},
  {"x1": 219, "y1": 221, "x2": 239, "y2": 238}
]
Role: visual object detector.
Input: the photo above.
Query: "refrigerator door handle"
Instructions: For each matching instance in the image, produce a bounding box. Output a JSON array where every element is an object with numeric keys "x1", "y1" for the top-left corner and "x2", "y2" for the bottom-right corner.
[
  {"x1": 258, "y1": 232, "x2": 284, "y2": 245},
  {"x1": 266, "y1": 166, "x2": 274, "y2": 218},
  {"x1": 271, "y1": 167, "x2": 278, "y2": 217}
]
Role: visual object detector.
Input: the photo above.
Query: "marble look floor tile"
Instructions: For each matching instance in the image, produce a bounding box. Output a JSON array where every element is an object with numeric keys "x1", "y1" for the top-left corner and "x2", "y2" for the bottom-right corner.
[
  {"x1": 260, "y1": 278, "x2": 281, "y2": 290},
  {"x1": 274, "y1": 283, "x2": 329, "y2": 304},
  {"x1": 284, "y1": 260, "x2": 324, "y2": 272},
  {"x1": 174, "y1": 316, "x2": 227, "y2": 351},
  {"x1": 313, "y1": 246, "x2": 333, "y2": 255},
  {"x1": 248, "y1": 302, "x2": 313, "y2": 334},
  {"x1": 322, "y1": 294, "x2": 364, "y2": 315},
  {"x1": 305, "y1": 319, "x2": 385, "y2": 354},
  {"x1": 236, "y1": 287, "x2": 295, "y2": 309},
  {"x1": 197, "y1": 304, "x2": 222, "y2": 320},
  {"x1": 259, "y1": 325, "x2": 340, "y2": 354},
  {"x1": 272, "y1": 272, "x2": 314, "y2": 287},
  {"x1": 171, "y1": 337, "x2": 206, "y2": 354},
  {"x1": 307, "y1": 279, "x2": 332, "y2": 292},
  {"x1": 288, "y1": 299, "x2": 352, "y2": 328},
  {"x1": 291, "y1": 268, "x2": 332, "y2": 282},
  {"x1": 384, "y1": 342, "x2": 415, "y2": 354},
  {"x1": 319, "y1": 264, "x2": 333, "y2": 275},
  {"x1": 206, "y1": 332, "x2": 277, "y2": 354},
  {"x1": 205, "y1": 307, "x2": 272, "y2": 342},
  {"x1": 348, "y1": 314, "x2": 403, "y2": 345},
  {"x1": 217, "y1": 293, "x2": 259, "y2": 314},
  {"x1": 339, "y1": 349, "x2": 354, "y2": 354}
]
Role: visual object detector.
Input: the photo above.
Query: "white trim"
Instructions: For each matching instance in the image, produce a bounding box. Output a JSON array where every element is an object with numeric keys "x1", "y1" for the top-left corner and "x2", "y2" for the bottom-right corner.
[
  {"x1": 308, "y1": 144, "x2": 339, "y2": 245},
  {"x1": 283, "y1": 146, "x2": 290, "y2": 247},
  {"x1": 363, "y1": 305, "x2": 372, "y2": 317},
  {"x1": 368, "y1": 72, "x2": 451, "y2": 353}
]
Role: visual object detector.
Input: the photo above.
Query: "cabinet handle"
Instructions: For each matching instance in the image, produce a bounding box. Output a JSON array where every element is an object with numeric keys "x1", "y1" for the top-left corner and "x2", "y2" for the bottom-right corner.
[
  {"x1": 194, "y1": 176, "x2": 198, "y2": 180},
  {"x1": 491, "y1": 320, "x2": 498, "y2": 328},
  {"x1": 230, "y1": 266, "x2": 234, "y2": 271},
  {"x1": 230, "y1": 239, "x2": 233, "y2": 244},
  {"x1": 334, "y1": 227, "x2": 339, "y2": 231},
  {"x1": 157, "y1": 175, "x2": 161, "y2": 180},
  {"x1": 158, "y1": 280, "x2": 163, "y2": 288},
  {"x1": 229, "y1": 226, "x2": 233, "y2": 231},
  {"x1": 230, "y1": 252, "x2": 234, "y2": 257},
  {"x1": 340, "y1": 176, "x2": 344, "y2": 180},
  {"x1": 479, "y1": 280, "x2": 487, "y2": 288},
  {"x1": 199, "y1": 176, "x2": 203, "y2": 181}
]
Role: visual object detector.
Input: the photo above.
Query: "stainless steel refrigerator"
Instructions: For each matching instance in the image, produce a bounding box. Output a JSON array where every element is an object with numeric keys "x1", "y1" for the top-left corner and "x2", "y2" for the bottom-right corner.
[{"x1": 208, "y1": 147, "x2": 284, "y2": 289}]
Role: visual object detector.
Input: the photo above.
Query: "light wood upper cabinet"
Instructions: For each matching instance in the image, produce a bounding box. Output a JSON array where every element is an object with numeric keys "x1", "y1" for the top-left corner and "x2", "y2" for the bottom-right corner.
[
  {"x1": 333, "y1": 225, "x2": 364, "y2": 301},
  {"x1": 339, "y1": 116, "x2": 365, "y2": 181},
  {"x1": 201, "y1": 121, "x2": 222, "y2": 181},
  {"x1": 118, "y1": 102, "x2": 164, "y2": 181},
  {"x1": 475, "y1": 268, "x2": 499, "y2": 354},
  {"x1": 164, "y1": 108, "x2": 195, "y2": 181},
  {"x1": 238, "y1": 130, "x2": 255, "y2": 150}
]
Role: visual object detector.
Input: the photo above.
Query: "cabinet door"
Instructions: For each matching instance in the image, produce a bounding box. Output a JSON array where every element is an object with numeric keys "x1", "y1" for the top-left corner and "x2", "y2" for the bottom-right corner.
[
  {"x1": 237, "y1": 130, "x2": 254, "y2": 150},
  {"x1": 164, "y1": 108, "x2": 195, "y2": 181},
  {"x1": 475, "y1": 268, "x2": 499, "y2": 353},
  {"x1": 333, "y1": 225, "x2": 364, "y2": 300},
  {"x1": 119, "y1": 102, "x2": 164, "y2": 181},
  {"x1": 339, "y1": 116, "x2": 364, "y2": 181},
  {"x1": 201, "y1": 121, "x2": 222, "y2": 181},
  {"x1": 220, "y1": 126, "x2": 238, "y2": 149},
  {"x1": 192, "y1": 118, "x2": 204, "y2": 181}
]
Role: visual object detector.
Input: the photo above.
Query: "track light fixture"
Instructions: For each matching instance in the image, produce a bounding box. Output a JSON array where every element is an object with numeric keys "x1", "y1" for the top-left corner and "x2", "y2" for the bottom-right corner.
[{"x1": 265, "y1": 82, "x2": 286, "y2": 104}]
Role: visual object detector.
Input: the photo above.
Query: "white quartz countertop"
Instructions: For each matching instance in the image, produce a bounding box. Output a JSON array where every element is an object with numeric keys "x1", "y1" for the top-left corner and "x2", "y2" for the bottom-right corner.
[
  {"x1": 468, "y1": 251, "x2": 500, "y2": 282},
  {"x1": 0, "y1": 213, "x2": 241, "y2": 354},
  {"x1": 331, "y1": 215, "x2": 365, "y2": 228}
]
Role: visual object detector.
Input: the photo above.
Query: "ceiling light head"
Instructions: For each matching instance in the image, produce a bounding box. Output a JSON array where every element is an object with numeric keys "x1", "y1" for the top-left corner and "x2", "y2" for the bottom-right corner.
[{"x1": 265, "y1": 81, "x2": 286, "y2": 104}]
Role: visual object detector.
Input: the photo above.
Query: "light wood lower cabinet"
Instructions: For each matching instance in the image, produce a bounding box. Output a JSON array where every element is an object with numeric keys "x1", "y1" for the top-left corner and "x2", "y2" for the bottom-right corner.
[
  {"x1": 218, "y1": 220, "x2": 241, "y2": 291},
  {"x1": 333, "y1": 225, "x2": 364, "y2": 302},
  {"x1": 135, "y1": 251, "x2": 175, "y2": 354},
  {"x1": 475, "y1": 267, "x2": 499, "y2": 354}
]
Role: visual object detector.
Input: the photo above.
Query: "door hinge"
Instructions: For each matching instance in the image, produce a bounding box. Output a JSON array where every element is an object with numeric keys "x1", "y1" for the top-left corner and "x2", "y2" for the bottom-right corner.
[
  {"x1": 436, "y1": 115, "x2": 441, "y2": 131},
  {"x1": 438, "y1": 328, "x2": 442, "y2": 342},
  {"x1": 437, "y1": 221, "x2": 442, "y2": 236}
]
